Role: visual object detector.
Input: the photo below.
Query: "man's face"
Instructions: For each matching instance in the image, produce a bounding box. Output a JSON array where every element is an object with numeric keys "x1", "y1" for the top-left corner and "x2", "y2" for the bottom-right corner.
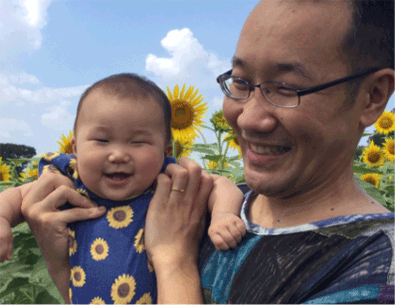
[
  {"x1": 72, "y1": 90, "x2": 170, "y2": 201},
  {"x1": 223, "y1": 0, "x2": 363, "y2": 198}
]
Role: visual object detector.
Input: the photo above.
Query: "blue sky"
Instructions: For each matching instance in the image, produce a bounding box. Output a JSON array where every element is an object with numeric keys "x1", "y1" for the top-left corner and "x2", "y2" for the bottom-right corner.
[{"x1": 1, "y1": 0, "x2": 393, "y2": 158}]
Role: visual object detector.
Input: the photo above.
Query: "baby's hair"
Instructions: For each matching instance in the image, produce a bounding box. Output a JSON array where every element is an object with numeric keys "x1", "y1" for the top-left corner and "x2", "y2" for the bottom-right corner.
[{"x1": 74, "y1": 73, "x2": 172, "y2": 143}]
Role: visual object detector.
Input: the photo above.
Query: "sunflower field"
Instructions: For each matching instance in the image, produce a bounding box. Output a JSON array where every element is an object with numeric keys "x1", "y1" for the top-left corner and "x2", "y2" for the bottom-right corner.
[{"x1": 0, "y1": 84, "x2": 393, "y2": 303}]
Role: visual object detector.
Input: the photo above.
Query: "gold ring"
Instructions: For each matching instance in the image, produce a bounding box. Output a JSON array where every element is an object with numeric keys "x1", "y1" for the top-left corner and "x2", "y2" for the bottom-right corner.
[{"x1": 171, "y1": 187, "x2": 185, "y2": 193}]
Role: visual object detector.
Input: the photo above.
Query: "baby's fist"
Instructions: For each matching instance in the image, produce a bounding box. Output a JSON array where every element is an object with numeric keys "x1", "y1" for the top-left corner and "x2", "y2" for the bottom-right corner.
[{"x1": 208, "y1": 213, "x2": 246, "y2": 251}]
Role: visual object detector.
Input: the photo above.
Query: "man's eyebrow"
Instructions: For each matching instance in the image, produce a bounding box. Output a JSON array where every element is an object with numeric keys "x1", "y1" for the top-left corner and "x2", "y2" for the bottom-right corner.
[
  {"x1": 275, "y1": 62, "x2": 314, "y2": 81},
  {"x1": 231, "y1": 56, "x2": 313, "y2": 81},
  {"x1": 231, "y1": 56, "x2": 244, "y2": 69}
]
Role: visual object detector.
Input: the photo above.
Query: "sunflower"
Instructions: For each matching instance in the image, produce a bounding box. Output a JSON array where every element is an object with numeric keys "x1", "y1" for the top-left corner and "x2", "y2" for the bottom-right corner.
[
  {"x1": 0, "y1": 158, "x2": 11, "y2": 182},
  {"x1": 134, "y1": 228, "x2": 145, "y2": 253},
  {"x1": 206, "y1": 160, "x2": 229, "y2": 170},
  {"x1": 362, "y1": 141, "x2": 386, "y2": 167},
  {"x1": 374, "y1": 111, "x2": 395, "y2": 135},
  {"x1": 361, "y1": 173, "x2": 382, "y2": 189},
  {"x1": 111, "y1": 274, "x2": 136, "y2": 304},
  {"x1": 210, "y1": 109, "x2": 231, "y2": 132},
  {"x1": 69, "y1": 158, "x2": 79, "y2": 179},
  {"x1": 223, "y1": 130, "x2": 242, "y2": 157},
  {"x1": 71, "y1": 266, "x2": 86, "y2": 287},
  {"x1": 136, "y1": 293, "x2": 152, "y2": 304},
  {"x1": 382, "y1": 137, "x2": 394, "y2": 162},
  {"x1": 166, "y1": 83, "x2": 208, "y2": 142},
  {"x1": 170, "y1": 137, "x2": 193, "y2": 159},
  {"x1": 106, "y1": 206, "x2": 133, "y2": 229},
  {"x1": 90, "y1": 297, "x2": 105, "y2": 305},
  {"x1": 57, "y1": 130, "x2": 74, "y2": 154},
  {"x1": 90, "y1": 238, "x2": 109, "y2": 261},
  {"x1": 19, "y1": 167, "x2": 38, "y2": 181},
  {"x1": 69, "y1": 228, "x2": 77, "y2": 256}
]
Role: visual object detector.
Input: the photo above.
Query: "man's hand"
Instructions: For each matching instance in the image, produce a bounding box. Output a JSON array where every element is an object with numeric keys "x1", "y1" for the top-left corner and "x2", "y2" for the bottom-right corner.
[
  {"x1": 21, "y1": 171, "x2": 106, "y2": 303},
  {"x1": 144, "y1": 157, "x2": 214, "y2": 304}
]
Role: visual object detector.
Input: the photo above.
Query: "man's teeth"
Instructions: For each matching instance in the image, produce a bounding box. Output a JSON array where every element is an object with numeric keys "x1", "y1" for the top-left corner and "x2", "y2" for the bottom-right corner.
[{"x1": 250, "y1": 144, "x2": 290, "y2": 155}]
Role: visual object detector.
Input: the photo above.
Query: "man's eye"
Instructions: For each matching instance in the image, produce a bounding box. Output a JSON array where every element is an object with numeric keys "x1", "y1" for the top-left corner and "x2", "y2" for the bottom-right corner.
[{"x1": 230, "y1": 79, "x2": 249, "y2": 90}]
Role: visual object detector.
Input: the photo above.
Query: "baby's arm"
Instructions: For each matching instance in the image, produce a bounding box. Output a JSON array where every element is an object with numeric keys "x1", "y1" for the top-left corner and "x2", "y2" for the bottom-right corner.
[
  {"x1": 208, "y1": 175, "x2": 246, "y2": 251},
  {"x1": 0, "y1": 182, "x2": 35, "y2": 262}
]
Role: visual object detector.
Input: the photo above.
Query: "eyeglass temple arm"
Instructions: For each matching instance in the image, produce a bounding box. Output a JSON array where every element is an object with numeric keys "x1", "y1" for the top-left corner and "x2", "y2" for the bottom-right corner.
[{"x1": 296, "y1": 67, "x2": 381, "y2": 96}]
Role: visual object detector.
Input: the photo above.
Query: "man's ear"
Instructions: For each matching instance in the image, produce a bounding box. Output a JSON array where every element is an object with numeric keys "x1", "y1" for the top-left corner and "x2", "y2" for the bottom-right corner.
[
  {"x1": 71, "y1": 136, "x2": 77, "y2": 157},
  {"x1": 359, "y1": 68, "x2": 395, "y2": 128},
  {"x1": 165, "y1": 142, "x2": 173, "y2": 157}
]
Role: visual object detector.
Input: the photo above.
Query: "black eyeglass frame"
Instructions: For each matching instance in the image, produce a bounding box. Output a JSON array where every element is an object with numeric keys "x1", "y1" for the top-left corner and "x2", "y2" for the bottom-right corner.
[{"x1": 217, "y1": 67, "x2": 381, "y2": 108}]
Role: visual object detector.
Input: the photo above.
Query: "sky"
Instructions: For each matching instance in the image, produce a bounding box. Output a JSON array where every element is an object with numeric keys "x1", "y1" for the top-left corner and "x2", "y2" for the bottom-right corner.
[{"x1": 1, "y1": 0, "x2": 393, "y2": 159}]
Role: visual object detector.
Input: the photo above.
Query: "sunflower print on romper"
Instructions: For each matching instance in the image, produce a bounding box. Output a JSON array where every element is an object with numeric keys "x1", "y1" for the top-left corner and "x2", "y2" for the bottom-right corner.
[
  {"x1": 136, "y1": 292, "x2": 153, "y2": 304},
  {"x1": 69, "y1": 228, "x2": 77, "y2": 256},
  {"x1": 41, "y1": 152, "x2": 61, "y2": 162},
  {"x1": 106, "y1": 206, "x2": 133, "y2": 229},
  {"x1": 90, "y1": 238, "x2": 109, "y2": 261},
  {"x1": 90, "y1": 296, "x2": 106, "y2": 304},
  {"x1": 69, "y1": 288, "x2": 73, "y2": 304},
  {"x1": 42, "y1": 164, "x2": 61, "y2": 175},
  {"x1": 111, "y1": 274, "x2": 136, "y2": 304},
  {"x1": 134, "y1": 228, "x2": 145, "y2": 253},
  {"x1": 77, "y1": 188, "x2": 89, "y2": 198},
  {"x1": 68, "y1": 158, "x2": 79, "y2": 180},
  {"x1": 71, "y1": 266, "x2": 86, "y2": 287},
  {"x1": 147, "y1": 260, "x2": 154, "y2": 272}
]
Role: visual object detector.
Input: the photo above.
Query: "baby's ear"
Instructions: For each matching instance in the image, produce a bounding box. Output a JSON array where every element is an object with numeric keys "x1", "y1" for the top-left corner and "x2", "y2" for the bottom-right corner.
[{"x1": 71, "y1": 137, "x2": 77, "y2": 157}]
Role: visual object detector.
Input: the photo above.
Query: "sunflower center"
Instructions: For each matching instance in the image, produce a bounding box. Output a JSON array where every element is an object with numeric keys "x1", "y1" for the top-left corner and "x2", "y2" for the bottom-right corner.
[
  {"x1": 380, "y1": 119, "x2": 391, "y2": 128},
  {"x1": 234, "y1": 136, "x2": 239, "y2": 146},
  {"x1": 172, "y1": 102, "x2": 194, "y2": 129},
  {"x1": 74, "y1": 271, "x2": 81, "y2": 281},
  {"x1": 365, "y1": 178, "x2": 376, "y2": 186},
  {"x1": 367, "y1": 152, "x2": 380, "y2": 163},
  {"x1": 113, "y1": 210, "x2": 126, "y2": 222},
  {"x1": 95, "y1": 244, "x2": 104, "y2": 254},
  {"x1": 117, "y1": 283, "x2": 130, "y2": 298}
]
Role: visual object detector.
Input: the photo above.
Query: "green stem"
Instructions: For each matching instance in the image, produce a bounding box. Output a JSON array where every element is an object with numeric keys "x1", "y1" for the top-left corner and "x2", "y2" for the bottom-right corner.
[{"x1": 197, "y1": 129, "x2": 207, "y2": 144}]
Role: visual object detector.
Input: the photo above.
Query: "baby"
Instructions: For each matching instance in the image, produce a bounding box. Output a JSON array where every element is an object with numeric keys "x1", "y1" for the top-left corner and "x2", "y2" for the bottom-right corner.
[{"x1": 0, "y1": 73, "x2": 245, "y2": 304}]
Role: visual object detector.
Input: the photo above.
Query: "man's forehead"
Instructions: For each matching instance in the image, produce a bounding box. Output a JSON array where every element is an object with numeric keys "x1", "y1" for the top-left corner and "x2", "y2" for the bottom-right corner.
[{"x1": 235, "y1": 0, "x2": 352, "y2": 77}]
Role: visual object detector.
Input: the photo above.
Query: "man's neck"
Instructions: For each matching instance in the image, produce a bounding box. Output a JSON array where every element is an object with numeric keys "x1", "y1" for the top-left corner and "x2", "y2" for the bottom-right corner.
[{"x1": 247, "y1": 176, "x2": 389, "y2": 229}]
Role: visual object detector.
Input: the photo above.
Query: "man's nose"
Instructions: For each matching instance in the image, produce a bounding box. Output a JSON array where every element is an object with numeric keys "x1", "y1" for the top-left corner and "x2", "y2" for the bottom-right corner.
[{"x1": 237, "y1": 90, "x2": 278, "y2": 134}]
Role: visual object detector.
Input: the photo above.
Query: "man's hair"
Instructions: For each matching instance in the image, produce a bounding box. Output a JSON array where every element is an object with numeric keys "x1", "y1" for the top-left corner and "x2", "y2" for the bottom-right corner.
[
  {"x1": 74, "y1": 73, "x2": 172, "y2": 144},
  {"x1": 343, "y1": 0, "x2": 394, "y2": 72},
  {"x1": 341, "y1": 0, "x2": 394, "y2": 96}
]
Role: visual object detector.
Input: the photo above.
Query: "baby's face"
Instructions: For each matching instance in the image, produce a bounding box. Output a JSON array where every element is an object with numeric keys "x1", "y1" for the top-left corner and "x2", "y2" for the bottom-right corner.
[{"x1": 72, "y1": 90, "x2": 171, "y2": 201}]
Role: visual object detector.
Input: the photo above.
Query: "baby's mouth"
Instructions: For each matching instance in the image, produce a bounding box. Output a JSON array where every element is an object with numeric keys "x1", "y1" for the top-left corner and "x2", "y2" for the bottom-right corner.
[{"x1": 105, "y1": 173, "x2": 131, "y2": 181}]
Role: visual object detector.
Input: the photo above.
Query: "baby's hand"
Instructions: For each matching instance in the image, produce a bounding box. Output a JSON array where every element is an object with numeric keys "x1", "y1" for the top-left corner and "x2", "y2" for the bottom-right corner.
[
  {"x1": 208, "y1": 212, "x2": 246, "y2": 251},
  {"x1": 0, "y1": 217, "x2": 13, "y2": 262}
]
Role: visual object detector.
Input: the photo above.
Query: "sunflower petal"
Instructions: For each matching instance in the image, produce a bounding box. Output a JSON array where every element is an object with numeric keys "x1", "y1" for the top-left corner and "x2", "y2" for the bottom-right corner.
[
  {"x1": 179, "y1": 83, "x2": 186, "y2": 100},
  {"x1": 174, "y1": 84, "x2": 180, "y2": 100},
  {"x1": 166, "y1": 86, "x2": 174, "y2": 102}
]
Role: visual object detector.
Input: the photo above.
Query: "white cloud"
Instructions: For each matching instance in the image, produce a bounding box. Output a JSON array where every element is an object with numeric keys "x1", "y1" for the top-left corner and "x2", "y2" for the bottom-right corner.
[
  {"x1": 41, "y1": 100, "x2": 75, "y2": 131},
  {"x1": 0, "y1": 0, "x2": 52, "y2": 57},
  {"x1": 145, "y1": 28, "x2": 229, "y2": 80},
  {"x1": 0, "y1": 118, "x2": 33, "y2": 138}
]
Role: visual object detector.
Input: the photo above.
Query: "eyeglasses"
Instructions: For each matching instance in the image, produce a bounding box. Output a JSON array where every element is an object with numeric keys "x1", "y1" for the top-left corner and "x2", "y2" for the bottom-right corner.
[{"x1": 216, "y1": 67, "x2": 381, "y2": 108}]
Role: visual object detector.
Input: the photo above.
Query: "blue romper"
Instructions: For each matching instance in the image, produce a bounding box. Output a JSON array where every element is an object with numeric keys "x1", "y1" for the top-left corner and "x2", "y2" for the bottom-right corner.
[{"x1": 39, "y1": 153, "x2": 175, "y2": 304}]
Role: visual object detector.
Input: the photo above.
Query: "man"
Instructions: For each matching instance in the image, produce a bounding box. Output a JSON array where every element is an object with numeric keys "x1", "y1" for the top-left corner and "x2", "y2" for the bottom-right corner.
[{"x1": 20, "y1": 0, "x2": 394, "y2": 303}]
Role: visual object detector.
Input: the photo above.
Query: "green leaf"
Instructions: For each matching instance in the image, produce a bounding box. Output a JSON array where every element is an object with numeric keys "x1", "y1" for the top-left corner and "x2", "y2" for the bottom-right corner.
[
  {"x1": 189, "y1": 146, "x2": 216, "y2": 155},
  {"x1": 362, "y1": 132, "x2": 373, "y2": 137},
  {"x1": 353, "y1": 165, "x2": 383, "y2": 174},
  {"x1": 201, "y1": 155, "x2": 223, "y2": 162},
  {"x1": 0, "y1": 277, "x2": 30, "y2": 299},
  {"x1": 355, "y1": 178, "x2": 387, "y2": 206}
]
